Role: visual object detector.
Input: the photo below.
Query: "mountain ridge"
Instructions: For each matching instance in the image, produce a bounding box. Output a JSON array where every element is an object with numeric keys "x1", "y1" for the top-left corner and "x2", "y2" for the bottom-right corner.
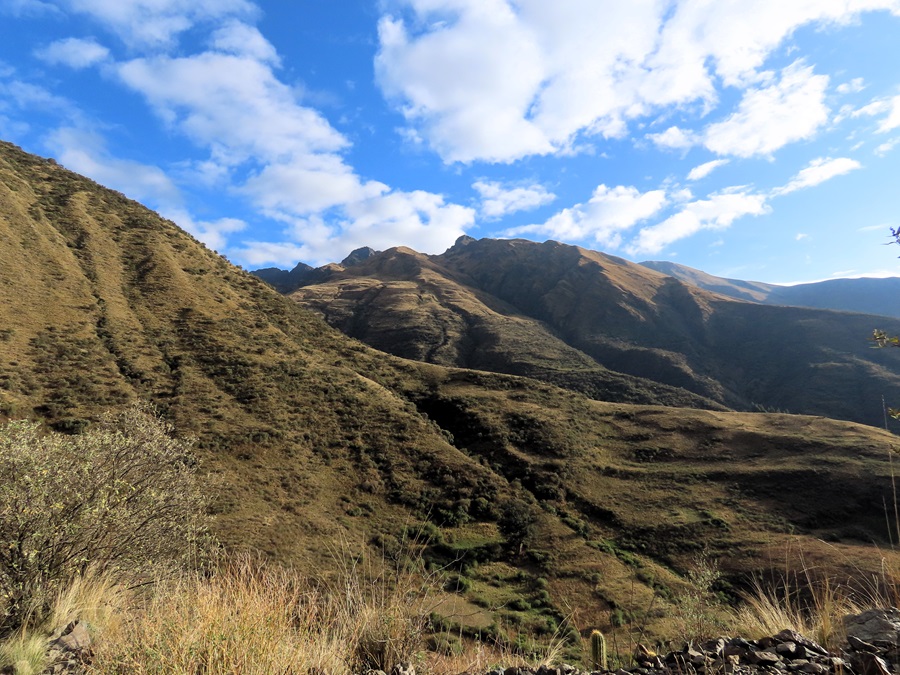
[
  {"x1": 639, "y1": 259, "x2": 900, "y2": 318},
  {"x1": 274, "y1": 237, "x2": 900, "y2": 428}
]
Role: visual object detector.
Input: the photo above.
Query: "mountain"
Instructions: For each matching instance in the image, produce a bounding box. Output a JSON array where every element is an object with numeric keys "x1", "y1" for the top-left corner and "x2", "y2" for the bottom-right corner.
[
  {"x1": 640, "y1": 260, "x2": 900, "y2": 318},
  {"x1": 4, "y1": 139, "x2": 900, "y2": 642},
  {"x1": 288, "y1": 246, "x2": 725, "y2": 411},
  {"x1": 251, "y1": 261, "x2": 315, "y2": 293},
  {"x1": 283, "y1": 237, "x2": 900, "y2": 428}
]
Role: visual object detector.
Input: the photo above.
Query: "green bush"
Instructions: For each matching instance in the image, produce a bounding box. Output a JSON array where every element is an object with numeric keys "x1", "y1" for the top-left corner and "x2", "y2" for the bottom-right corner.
[{"x1": 0, "y1": 403, "x2": 211, "y2": 633}]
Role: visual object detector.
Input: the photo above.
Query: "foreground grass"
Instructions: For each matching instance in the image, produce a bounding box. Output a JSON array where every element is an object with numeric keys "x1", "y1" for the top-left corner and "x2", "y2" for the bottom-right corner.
[{"x1": 6, "y1": 552, "x2": 900, "y2": 674}]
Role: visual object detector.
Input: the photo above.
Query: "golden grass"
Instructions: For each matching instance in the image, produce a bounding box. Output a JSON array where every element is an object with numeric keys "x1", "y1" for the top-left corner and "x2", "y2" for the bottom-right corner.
[
  {"x1": 87, "y1": 553, "x2": 437, "y2": 675},
  {"x1": 0, "y1": 631, "x2": 47, "y2": 675}
]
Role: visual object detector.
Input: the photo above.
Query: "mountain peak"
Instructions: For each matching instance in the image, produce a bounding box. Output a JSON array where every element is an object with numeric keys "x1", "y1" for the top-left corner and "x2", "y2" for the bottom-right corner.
[{"x1": 341, "y1": 246, "x2": 379, "y2": 266}]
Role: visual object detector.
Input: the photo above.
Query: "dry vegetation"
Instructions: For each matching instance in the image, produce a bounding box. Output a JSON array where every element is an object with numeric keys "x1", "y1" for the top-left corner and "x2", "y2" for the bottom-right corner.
[{"x1": 5, "y1": 139, "x2": 900, "y2": 670}]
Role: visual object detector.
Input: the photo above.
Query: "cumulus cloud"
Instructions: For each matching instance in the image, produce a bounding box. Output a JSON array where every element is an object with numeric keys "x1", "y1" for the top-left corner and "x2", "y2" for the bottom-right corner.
[
  {"x1": 627, "y1": 189, "x2": 770, "y2": 255},
  {"x1": 772, "y1": 157, "x2": 862, "y2": 196},
  {"x1": 647, "y1": 126, "x2": 697, "y2": 151},
  {"x1": 375, "y1": 0, "x2": 897, "y2": 164},
  {"x1": 687, "y1": 159, "x2": 730, "y2": 181},
  {"x1": 107, "y1": 28, "x2": 474, "y2": 266},
  {"x1": 473, "y1": 180, "x2": 556, "y2": 219},
  {"x1": 506, "y1": 184, "x2": 667, "y2": 249},
  {"x1": 240, "y1": 191, "x2": 475, "y2": 267},
  {"x1": 35, "y1": 37, "x2": 110, "y2": 69},
  {"x1": 703, "y1": 61, "x2": 829, "y2": 158}
]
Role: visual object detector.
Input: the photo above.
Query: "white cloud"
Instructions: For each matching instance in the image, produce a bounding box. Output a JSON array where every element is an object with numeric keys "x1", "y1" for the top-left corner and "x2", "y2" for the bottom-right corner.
[
  {"x1": 46, "y1": 126, "x2": 249, "y2": 251},
  {"x1": 35, "y1": 37, "x2": 110, "y2": 69},
  {"x1": 836, "y1": 77, "x2": 865, "y2": 94},
  {"x1": 0, "y1": 0, "x2": 60, "y2": 17},
  {"x1": 375, "y1": 1, "x2": 898, "y2": 164},
  {"x1": 242, "y1": 158, "x2": 388, "y2": 217},
  {"x1": 506, "y1": 184, "x2": 667, "y2": 249},
  {"x1": 842, "y1": 94, "x2": 900, "y2": 132},
  {"x1": 375, "y1": 5, "x2": 554, "y2": 163},
  {"x1": 772, "y1": 156, "x2": 862, "y2": 196},
  {"x1": 628, "y1": 189, "x2": 769, "y2": 255},
  {"x1": 46, "y1": 126, "x2": 182, "y2": 206},
  {"x1": 473, "y1": 180, "x2": 556, "y2": 218},
  {"x1": 110, "y1": 36, "x2": 475, "y2": 266},
  {"x1": 237, "y1": 241, "x2": 310, "y2": 268},
  {"x1": 875, "y1": 138, "x2": 900, "y2": 156},
  {"x1": 795, "y1": 233, "x2": 809, "y2": 240},
  {"x1": 63, "y1": 0, "x2": 257, "y2": 49},
  {"x1": 703, "y1": 61, "x2": 829, "y2": 158},
  {"x1": 209, "y1": 20, "x2": 280, "y2": 65},
  {"x1": 687, "y1": 159, "x2": 729, "y2": 181},
  {"x1": 878, "y1": 95, "x2": 900, "y2": 133},
  {"x1": 117, "y1": 51, "x2": 348, "y2": 168},
  {"x1": 0, "y1": 79, "x2": 70, "y2": 111},
  {"x1": 647, "y1": 126, "x2": 697, "y2": 151},
  {"x1": 239, "y1": 191, "x2": 475, "y2": 267}
]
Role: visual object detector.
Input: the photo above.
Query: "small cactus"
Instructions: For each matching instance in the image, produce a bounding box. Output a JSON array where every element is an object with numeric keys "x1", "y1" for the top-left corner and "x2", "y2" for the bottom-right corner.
[{"x1": 590, "y1": 629, "x2": 607, "y2": 671}]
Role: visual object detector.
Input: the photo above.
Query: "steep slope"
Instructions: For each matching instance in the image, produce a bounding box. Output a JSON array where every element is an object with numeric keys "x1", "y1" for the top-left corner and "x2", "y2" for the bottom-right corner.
[
  {"x1": 290, "y1": 246, "x2": 725, "y2": 410},
  {"x1": 287, "y1": 237, "x2": 900, "y2": 427},
  {"x1": 440, "y1": 238, "x2": 900, "y2": 425},
  {"x1": 4, "y1": 140, "x2": 900, "y2": 641},
  {"x1": 639, "y1": 260, "x2": 778, "y2": 302},
  {"x1": 641, "y1": 260, "x2": 900, "y2": 318}
]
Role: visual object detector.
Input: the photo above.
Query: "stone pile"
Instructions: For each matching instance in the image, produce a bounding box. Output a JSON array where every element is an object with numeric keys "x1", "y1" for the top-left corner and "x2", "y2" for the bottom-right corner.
[{"x1": 364, "y1": 609, "x2": 900, "y2": 675}]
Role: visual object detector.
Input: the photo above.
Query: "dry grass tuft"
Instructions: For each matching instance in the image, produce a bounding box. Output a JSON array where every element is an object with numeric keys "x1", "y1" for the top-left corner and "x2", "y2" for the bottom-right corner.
[{"x1": 88, "y1": 552, "x2": 436, "y2": 675}]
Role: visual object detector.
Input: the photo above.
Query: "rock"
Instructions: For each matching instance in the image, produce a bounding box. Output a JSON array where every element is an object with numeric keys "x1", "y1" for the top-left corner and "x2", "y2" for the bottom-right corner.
[
  {"x1": 845, "y1": 609, "x2": 900, "y2": 647},
  {"x1": 848, "y1": 635, "x2": 880, "y2": 653},
  {"x1": 703, "y1": 638, "x2": 727, "y2": 656},
  {"x1": 536, "y1": 667, "x2": 561, "y2": 675},
  {"x1": 391, "y1": 664, "x2": 415, "y2": 675},
  {"x1": 49, "y1": 621, "x2": 91, "y2": 654},
  {"x1": 776, "y1": 643, "x2": 798, "y2": 658},
  {"x1": 851, "y1": 651, "x2": 893, "y2": 675},
  {"x1": 746, "y1": 650, "x2": 782, "y2": 666},
  {"x1": 800, "y1": 663, "x2": 826, "y2": 674},
  {"x1": 773, "y1": 630, "x2": 828, "y2": 657},
  {"x1": 503, "y1": 667, "x2": 524, "y2": 675}
]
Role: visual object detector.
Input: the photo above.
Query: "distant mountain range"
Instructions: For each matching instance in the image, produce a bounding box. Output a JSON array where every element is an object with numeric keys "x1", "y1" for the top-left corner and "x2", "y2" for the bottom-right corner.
[
  {"x1": 4, "y1": 139, "x2": 900, "y2": 643},
  {"x1": 639, "y1": 260, "x2": 900, "y2": 318},
  {"x1": 256, "y1": 237, "x2": 900, "y2": 428}
]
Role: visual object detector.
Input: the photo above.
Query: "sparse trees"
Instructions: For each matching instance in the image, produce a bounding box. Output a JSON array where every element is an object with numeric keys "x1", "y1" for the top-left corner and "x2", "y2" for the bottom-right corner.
[
  {"x1": 498, "y1": 500, "x2": 537, "y2": 553},
  {"x1": 0, "y1": 404, "x2": 211, "y2": 633}
]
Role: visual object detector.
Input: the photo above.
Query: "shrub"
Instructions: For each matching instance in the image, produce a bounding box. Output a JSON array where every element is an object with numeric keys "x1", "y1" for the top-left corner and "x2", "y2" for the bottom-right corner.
[{"x1": 0, "y1": 403, "x2": 211, "y2": 633}]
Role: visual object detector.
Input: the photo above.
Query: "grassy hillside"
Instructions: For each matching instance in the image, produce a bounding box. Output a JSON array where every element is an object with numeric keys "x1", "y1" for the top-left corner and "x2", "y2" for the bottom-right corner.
[
  {"x1": 287, "y1": 237, "x2": 900, "y2": 428},
  {"x1": 3, "y1": 140, "x2": 900, "y2": 646},
  {"x1": 289, "y1": 246, "x2": 725, "y2": 410}
]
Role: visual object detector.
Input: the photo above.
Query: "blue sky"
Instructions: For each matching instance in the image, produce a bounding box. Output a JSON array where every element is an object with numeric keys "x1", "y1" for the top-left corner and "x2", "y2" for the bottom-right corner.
[{"x1": 2, "y1": 1, "x2": 900, "y2": 283}]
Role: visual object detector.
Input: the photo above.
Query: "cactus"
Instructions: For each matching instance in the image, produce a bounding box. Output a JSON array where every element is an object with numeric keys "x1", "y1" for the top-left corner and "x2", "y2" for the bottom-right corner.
[{"x1": 590, "y1": 629, "x2": 607, "y2": 671}]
